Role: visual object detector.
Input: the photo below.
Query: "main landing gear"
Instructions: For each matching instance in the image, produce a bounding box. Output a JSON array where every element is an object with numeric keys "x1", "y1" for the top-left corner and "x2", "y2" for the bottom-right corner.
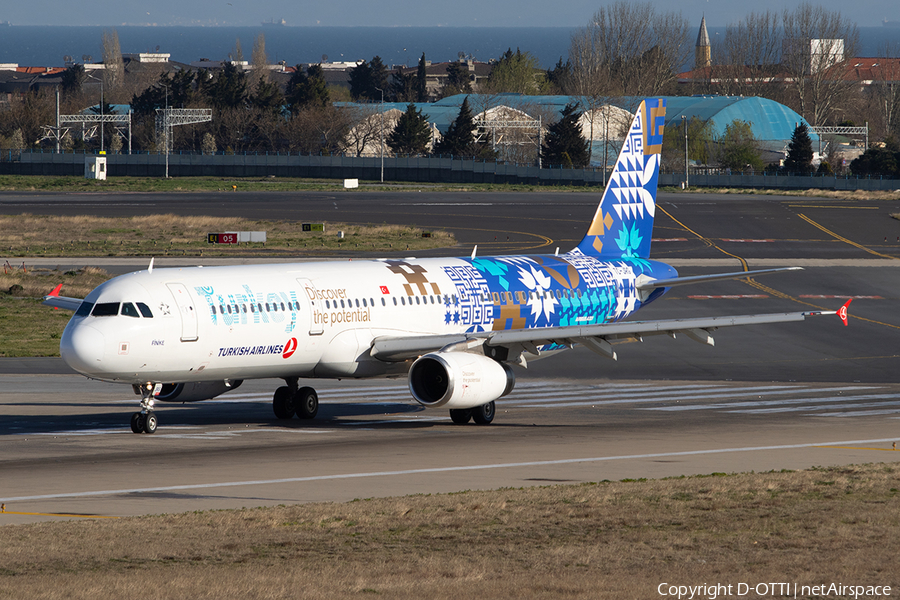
[
  {"x1": 449, "y1": 401, "x2": 495, "y2": 425},
  {"x1": 130, "y1": 384, "x2": 158, "y2": 434},
  {"x1": 273, "y1": 377, "x2": 319, "y2": 420}
]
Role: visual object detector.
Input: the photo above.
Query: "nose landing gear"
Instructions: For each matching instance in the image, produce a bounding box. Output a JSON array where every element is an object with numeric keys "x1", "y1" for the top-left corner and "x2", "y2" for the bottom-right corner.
[{"x1": 130, "y1": 383, "x2": 158, "y2": 434}]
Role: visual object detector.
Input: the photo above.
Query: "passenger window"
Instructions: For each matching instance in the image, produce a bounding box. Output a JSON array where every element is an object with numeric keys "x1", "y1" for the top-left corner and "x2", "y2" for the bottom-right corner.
[
  {"x1": 492, "y1": 292, "x2": 499, "y2": 303},
  {"x1": 355, "y1": 299, "x2": 360, "y2": 308},
  {"x1": 121, "y1": 302, "x2": 140, "y2": 318},
  {"x1": 415, "y1": 296, "x2": 420, "y2": 305},
  {"x1": 136, "y1": 303, "x2": 153, "y2": 318},
  {"x1": 362, "y1": 298, "x2": 367, "y2": 307},
  {"x1": 250, "y1": 304, "x2": 256, "y2": 313},
  {"x1": 265, "y1": 303, "x2": 270, "y2": 311},
  {"x1": 326, "y1": 300, "x2": 330, "y2": 309},
  {"x1": 392, "y1": 297, "x2": 397, "y2": 306},
  {"x1": 370, "y1": 298, "x2": 374, "y2": 306},
  {"x1": 340, "y1": 299, "x2": 345, "y2": 308},
  {"x1": 75, "y1": 302, "x2": 94, "y2": 317},
  {"x1": 280, "y1": 302, "x2": 285, "y2": 311},
  {"x1": 401, "y1": 297, "x2": 406, "y2": 306},
  {"x1": 91, "y1": 302, "x2": 119, "y2": 317},
  {"x1": 382, "y1": 298, "x2": 386, "y2": 306},
  {"x1": 227, "y1": 305, "x2": 232, "y2": 314}
]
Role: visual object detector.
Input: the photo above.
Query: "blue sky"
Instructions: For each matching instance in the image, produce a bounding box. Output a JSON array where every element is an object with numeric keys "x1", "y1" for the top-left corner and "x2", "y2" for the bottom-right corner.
[{"x1": 3, "y1": 0, "x2": 896, "y2": 27}]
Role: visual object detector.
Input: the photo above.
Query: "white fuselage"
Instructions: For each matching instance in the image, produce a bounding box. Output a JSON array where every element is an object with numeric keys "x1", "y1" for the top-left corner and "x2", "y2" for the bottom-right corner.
[{"x1": 59, "y1": 253, "x2": 674, "y2": 386}]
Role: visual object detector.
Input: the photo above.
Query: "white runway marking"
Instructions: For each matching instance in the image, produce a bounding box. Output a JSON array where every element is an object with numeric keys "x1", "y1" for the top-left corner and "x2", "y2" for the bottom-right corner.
[{"x1": 2, "y1": 437, "x2": 897, "y2": 504}]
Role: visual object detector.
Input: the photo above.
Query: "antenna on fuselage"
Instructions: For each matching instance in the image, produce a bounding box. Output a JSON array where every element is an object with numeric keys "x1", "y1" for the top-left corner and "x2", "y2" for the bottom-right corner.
[
  {"x1": 555, "y1": 247, "x2": 559, "y2": 256},
  {"x1": 471, "y1": 245, "x2": 477, "y2": 259},
  {"x1": 148, "y1": 257, "x2": 154, "y2": 274}
]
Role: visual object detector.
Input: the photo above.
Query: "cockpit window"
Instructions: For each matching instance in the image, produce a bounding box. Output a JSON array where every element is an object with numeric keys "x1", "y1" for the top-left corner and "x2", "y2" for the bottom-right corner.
[
  {"x1": 137, "y1": 303, "x2": 153, "y2": 318},
  {"x1": 121, "y1": 302, "x2": 140, "y2": 318},
  {"x1": 91, "y1": 302, "x2": 120, "y2": 317},
  {"x1": 75, "y1": 302, "x2": 94, "y2": 317}
]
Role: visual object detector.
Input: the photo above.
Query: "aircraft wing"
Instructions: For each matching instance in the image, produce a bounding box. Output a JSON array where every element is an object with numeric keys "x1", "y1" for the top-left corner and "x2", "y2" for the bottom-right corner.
[
  {"x1": 635, "y1": 267, "x2": 802, "y2": 291},
  {"x1": 370, "y1": 308, "x2": 840, "y2": 362},
  {"x1": 42, "y1": 284, "x2": 84, "y2": 311}
]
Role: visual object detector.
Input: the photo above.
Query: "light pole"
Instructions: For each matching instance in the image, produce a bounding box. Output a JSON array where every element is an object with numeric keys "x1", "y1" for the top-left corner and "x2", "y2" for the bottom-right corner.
[
  {"x1": 682, "y1": 115, "x2": 689, "y2": 188},
  {"x1": 162, "y1": 84, "x2": 169, "y2": 179},
  {"x1": 85, "y1": 72, "x2": 105, "y2": 152},
  {"x1": 374, "y1": 87, "x2": 384, "y2": 183}
]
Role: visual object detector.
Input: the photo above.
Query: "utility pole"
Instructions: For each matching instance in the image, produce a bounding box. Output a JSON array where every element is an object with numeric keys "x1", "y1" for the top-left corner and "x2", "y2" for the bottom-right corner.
[
  {"x1": 375, "y1": 87, "x2": 384, "y2": 183},
  {"x1": 682, "y1": 115, "x2": 689, "y2": 188}
]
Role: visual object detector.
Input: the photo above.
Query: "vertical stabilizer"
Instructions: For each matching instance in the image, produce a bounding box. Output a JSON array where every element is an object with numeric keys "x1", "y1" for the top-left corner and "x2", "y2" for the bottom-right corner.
[{"x1": 575, "y1": 98, "x2": 665, "y2": 259}]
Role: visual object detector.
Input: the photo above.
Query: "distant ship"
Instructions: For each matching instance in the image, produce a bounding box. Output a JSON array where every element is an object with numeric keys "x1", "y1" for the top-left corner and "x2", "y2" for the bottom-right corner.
[
  {"x1": 0, "y1": 21, "x2": 12, "y2": 27},
  {"x1": 261, "y1": 18, "x2": 287, "y2": 27},
  {"x1": 883, "y1": 19, "x2": 900, "y2": 28}
]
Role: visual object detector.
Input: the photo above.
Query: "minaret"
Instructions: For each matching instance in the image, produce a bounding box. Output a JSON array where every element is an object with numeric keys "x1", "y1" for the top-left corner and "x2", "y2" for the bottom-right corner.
[{"x1": 695, "y1": 16, "x2": 711, "y2": 69}]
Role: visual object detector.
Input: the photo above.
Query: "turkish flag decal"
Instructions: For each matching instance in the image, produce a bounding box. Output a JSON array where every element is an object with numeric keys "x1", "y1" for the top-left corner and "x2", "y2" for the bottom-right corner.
[
  {"x1": 380, "y1": 285, "x2": 390, "y2": 294},
  {"x1": 282, "y1": 337, "x2": 298, "y2": 359}
]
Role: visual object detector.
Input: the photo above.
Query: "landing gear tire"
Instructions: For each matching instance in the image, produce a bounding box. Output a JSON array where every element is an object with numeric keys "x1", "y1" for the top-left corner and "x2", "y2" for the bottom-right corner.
[
  {"x1": 294, "y1": 387, "x2": 319, "y2": 420},
  {"x1": 143, "y1": 411, "x2": 158, "y2": 434},
  {"x1": 471, "y1": 401, "x2": 496, "y2": 425},
  {"x1": 273, "y1": 386, "x2": 296, "y2": 419},
  {"x1": 449, "y1": 409, "x2": 473, "y2": 424},
  {"x1": 130, "y1": 412, "x2": 144, "y2": 434}
]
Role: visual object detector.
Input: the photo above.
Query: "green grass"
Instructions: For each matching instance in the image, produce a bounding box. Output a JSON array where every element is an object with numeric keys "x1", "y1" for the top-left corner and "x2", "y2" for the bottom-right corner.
[
  {"x1": 0, "y1": 175, "x2": 605, "y2": 194},
  {"x1": 0, "y1": 296, "x2": 71, "y2": 357}
]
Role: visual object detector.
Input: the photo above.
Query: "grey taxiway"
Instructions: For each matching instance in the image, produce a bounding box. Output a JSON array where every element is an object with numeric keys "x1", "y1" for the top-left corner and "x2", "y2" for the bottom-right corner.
[{"x1": 1, "y1": 189, "x2": 899, "y2": 524}]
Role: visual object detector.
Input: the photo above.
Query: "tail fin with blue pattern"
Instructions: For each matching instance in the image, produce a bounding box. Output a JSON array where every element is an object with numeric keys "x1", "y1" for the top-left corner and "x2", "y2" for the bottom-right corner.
[{"x1": 575, "y1": 98, "x2": 666, "y2": 259}]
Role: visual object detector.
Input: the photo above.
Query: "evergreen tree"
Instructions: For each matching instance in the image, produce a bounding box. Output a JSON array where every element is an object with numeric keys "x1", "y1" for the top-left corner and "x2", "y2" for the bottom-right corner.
[
  {"x1": 442, "y1": 62, "x2": 472, "y2": 96},
  {"x1": 850, "y1": 141, "x2": 900, "y2": 177},
  {"x1": 416, "y1": 53, "x2": 428, "y2": 102},
  {"x1": 286, "y1": 65, "x2": 329, "y2": 113},
  {"x1": 546, "y1": 58, "x2": 572, "y2": 94},
  {"x1": 369, "y1": 56, "x2": 389, "y2": 98},
  {"x1": 202, "y1": 63, "x2": 248, "y2": 109},
  {"x1": 251, "y1": 78, "x2": 284, "y2": 113},
  {"x1": 717, "y1": 119, "x2": 764, "y2": 171},
  {"x1": 390, "y1": 67, "x2": 418, "y2": 102},
  {"x1": 433, "y1": 96, "x2": 476, "y2": 157},
  {"x1": 387, "y1": 103, "x2": 431, "y2": 156},
  {"x1": 349, "y1": 60, "x2": 372, "y2": 101},
  {"x1": 540, "y1": 103, "x2": 589, "y2": 168},
  {"x1": 485, "y1": 48, "x2": 547, "y2": 94},
  {"x1": 784, "y1": 123, "x2": 814, "y2": 174},
  {"x1": 60, "y1": 64, "x2": 86, "y2": 97}
]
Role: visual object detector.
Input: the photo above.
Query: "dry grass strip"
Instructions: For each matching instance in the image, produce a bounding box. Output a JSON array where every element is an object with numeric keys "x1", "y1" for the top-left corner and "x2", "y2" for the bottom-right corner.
[
  {"x1": 0, "y1": 214, "x2": 454, "y2": 257},
  {"x1": 1, "y1": 463, "x2": 898, "y2": 599}
]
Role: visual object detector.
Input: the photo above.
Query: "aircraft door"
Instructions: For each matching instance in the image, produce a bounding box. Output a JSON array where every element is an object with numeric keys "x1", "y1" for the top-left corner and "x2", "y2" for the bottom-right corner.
[
  {"x1": 166, "y1": 282, "x2": 199, "y2": 342},
  {"x1": 297, "y1": 278, "x2": 324, "y2": 336}
]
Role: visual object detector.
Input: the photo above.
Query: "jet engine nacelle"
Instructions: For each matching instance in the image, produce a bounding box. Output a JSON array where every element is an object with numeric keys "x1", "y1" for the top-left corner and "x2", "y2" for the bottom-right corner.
[
  {"x1": 154, "y1": 380, "x2": 243, "y2": 403},
  {"x1": 408, "y1": 352, "x2": 515, "y2": 409}
]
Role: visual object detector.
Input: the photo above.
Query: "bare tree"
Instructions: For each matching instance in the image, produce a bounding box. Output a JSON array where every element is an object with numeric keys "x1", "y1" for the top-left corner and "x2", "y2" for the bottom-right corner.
[
  {"x1": 568, "y1": 1, "x2": 691, "y2": 98},
  {"x1": 101, "y1": 29, "x2": 124, "y2": 99},
  {"x1": 870, "y1": 42, "x2": 900, "y2": 139},
  {"x1": 344, "y1": 104, "x2": 388, "y2": 157},
  {"x1": 719, "y1": 11, "x2": 784, "y2": 99},
  {"x1": 782, "y1": 2, "x2": 859, "y2": 125},
  {"x1": 250, "y1": 33, "x2": 269, "y2": 88}
]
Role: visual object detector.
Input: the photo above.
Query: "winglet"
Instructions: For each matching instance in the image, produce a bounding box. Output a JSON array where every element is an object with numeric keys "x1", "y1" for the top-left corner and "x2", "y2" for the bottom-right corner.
[
  {"x1": 47, "y1": 284, "x2": 63, "y2": 310},
  {"x1": 838, "y1": 298, "x2": 852, "y2": 326}
]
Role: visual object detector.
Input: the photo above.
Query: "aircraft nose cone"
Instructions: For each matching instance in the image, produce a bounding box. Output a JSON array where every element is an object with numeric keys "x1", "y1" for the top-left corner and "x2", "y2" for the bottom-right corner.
[{"x1": 60, "y1": 323, "x2": 105, "y2": 375}]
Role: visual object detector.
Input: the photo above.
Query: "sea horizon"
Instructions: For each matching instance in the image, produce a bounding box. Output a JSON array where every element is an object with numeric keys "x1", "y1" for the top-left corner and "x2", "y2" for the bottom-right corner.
[{"x1": 1, "y1": 25, "x2": 898, "y2": 71}]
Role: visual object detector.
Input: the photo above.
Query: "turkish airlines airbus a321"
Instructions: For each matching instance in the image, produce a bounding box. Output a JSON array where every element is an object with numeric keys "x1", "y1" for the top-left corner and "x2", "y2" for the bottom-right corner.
[{"x1": 44, "y1": 98, "x2": 850, "y2": 434}]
